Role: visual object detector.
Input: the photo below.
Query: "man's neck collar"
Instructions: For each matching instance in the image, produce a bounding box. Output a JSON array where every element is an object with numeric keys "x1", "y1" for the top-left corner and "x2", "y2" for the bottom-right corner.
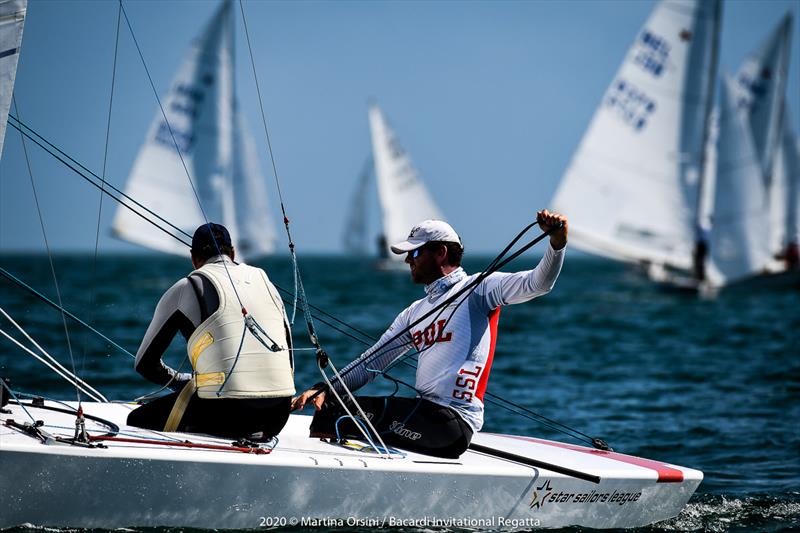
[{"x1": 424, "y1": 267, "x2": 467, "y2": 297}]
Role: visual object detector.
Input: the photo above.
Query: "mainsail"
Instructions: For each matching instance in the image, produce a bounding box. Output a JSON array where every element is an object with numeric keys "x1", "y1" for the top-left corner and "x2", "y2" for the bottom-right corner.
[
  {"x1": 732, "y1": 14, "x2": 797, "y2": 262},
  {"x1": 0, "y1": 0, "x2": 26, "y2": 159},
  {"x1": 706, "y1": 75, "x2": 772, "y2": 284},
  {"x1": 112, "y1": 0, "x2": 275, "y2": 259},
  {"x1": 551, "y1": 0, "x2": 721, "y2": 271},
  {"x1": 368, "y1": 104, "x2": 445, "y2": 260},
  {"x1": 732, "y1": 13, "x2": 792, "y2": 184}
]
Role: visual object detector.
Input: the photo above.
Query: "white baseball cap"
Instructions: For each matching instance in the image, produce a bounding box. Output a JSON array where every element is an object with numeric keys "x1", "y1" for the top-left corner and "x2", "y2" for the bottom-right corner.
[{"x1": 390, "y1": 220, "x2": 463, "y2": 254}]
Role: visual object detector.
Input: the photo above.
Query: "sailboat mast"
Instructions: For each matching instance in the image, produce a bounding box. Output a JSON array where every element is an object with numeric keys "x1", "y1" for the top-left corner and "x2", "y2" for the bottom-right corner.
[{"x1": 692, "y1": 0, "x2": 723, "y2": 281}]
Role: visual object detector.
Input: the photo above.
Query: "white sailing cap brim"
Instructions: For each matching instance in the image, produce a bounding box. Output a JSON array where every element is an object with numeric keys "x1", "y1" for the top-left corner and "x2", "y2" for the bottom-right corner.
[{"x1": 390, "y1": 219, "x2": 462, "y2": 255}]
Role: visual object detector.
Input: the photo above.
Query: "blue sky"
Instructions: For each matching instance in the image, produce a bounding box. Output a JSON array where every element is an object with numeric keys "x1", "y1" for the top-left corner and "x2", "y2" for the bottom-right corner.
[{"x1": 1, "y1": 0, "x2": 798, "y2": 254}]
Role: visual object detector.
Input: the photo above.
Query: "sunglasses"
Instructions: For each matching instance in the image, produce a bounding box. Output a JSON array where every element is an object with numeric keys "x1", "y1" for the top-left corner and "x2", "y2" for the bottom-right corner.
[{"x1": 410, "y1": 242, "x2": 445, "y2": 259}]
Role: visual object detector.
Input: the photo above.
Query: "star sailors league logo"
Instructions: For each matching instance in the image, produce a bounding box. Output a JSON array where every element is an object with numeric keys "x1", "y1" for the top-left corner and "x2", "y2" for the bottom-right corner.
[{"x1": 529, "y1": 480, "x2": 554, "y2": 510}]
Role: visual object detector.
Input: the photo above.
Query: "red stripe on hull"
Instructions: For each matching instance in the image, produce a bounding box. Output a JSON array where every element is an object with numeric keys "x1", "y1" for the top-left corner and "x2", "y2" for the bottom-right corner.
[
  {"x1": 499, "y1": 435, "x2": 684, "y2": 483},
  {"x1": 476, "y1": 308, "x2": 500, "y2": 401}
]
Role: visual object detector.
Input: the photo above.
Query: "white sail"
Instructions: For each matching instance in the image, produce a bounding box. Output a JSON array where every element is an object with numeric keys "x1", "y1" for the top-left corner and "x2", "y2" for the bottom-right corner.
[
  {"x1": 112, "y1": 1, "x2": 273, "y2": 259},
  {"x1": 732, "y1": 15, "x2": 793, "y2": 260},
  {"x1": 706, "y1": 75, "x2": 772, "y2": 285},
  {"x1": 368, "y1": 104, "x2": 445, "y2": 260},
  {"x1": 732, "y1": 13, "x2": 792, "y2": 183},
  {"x1": 552, "y1": 0, "x2": 720, "y2": 270},
  {"x1": 0, "y1": 0, "x2": 26, "y2": 159},
  {"x1": 231, "y1": 109, "x2": 276, "y2": 258}
]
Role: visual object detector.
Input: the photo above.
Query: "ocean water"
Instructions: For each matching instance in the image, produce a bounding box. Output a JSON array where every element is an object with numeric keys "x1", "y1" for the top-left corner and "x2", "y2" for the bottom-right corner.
[{"x1": 0, "y1": 252, "x2": 798, "y2": 532}]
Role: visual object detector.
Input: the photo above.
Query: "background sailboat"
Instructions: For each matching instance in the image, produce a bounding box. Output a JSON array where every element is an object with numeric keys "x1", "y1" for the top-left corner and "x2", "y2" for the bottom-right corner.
[
  {"x1": 731, "y1": 13, "x2": 800, "y2": 271},
  {"x1": 367, "y1": 104, "x2": 446, "y2": 266},
  {"x1": 705, "y1": 74, "x2": 772, "y2": 285},
  {"x1": 551, "y1": 0, "x2": 721, "y2": 279},
  {"x1": 0, "y1": 0, "x2": 26, "y2": 159},
  {"x1": 111, "y1": 0, "x2": 275, "y2": 260},
  {"x1": 551, "y1": 0, "x2": 799, "y2": 291}
]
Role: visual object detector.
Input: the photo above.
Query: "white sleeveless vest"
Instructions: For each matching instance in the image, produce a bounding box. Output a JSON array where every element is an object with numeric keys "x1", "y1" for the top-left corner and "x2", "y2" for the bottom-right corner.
[{"x1": 187, "y1": 260, "x2": 295, "y2": 399}]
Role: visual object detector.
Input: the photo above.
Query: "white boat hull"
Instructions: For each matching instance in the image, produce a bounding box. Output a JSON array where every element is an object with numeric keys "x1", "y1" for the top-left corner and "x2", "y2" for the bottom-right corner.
[{"x1": 0, "y1": 401, "x2": 702, "y2": 529}]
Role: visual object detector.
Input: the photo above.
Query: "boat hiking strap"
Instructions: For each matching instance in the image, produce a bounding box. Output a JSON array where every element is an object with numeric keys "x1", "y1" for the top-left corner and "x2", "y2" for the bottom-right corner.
[{"x1": 163, "y1": 377, "x2": 197, "y2": 432}]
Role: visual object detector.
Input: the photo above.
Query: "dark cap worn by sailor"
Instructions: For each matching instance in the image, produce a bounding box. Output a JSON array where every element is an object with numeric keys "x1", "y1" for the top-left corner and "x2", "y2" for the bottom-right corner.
[{"x1": 191, "y1": 223, "x2": 233, "y2": 258}]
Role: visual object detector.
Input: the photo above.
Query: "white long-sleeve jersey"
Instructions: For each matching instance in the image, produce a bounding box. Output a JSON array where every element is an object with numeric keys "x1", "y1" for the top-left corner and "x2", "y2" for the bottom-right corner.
[{"x1": 333, "y1": 244, "x2": 565, "y2": 431}]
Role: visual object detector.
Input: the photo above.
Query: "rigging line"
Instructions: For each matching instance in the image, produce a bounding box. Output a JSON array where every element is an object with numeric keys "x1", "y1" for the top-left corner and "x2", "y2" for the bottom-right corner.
[
  {"x1": 0, "y1": 330, "x2": 106, "y2": 404},
  {"x1": 237, "y1": 0, "x2": 286, "y2": 211},
  {"x1": 7, "y1": 116, "x2": 192, "y2": 245},
  {"x1": 0, "y1": 266, "x2": 135, "y2": 358},
  {"x1": 0, "y1": 309, "x2": 108, "y2": 403},
  {"x1": 12, "y1": 97, "x2": 81, "y2": 406},
  {"x1": 0, "y1": 380, "x2": 36, "y2": 424},
  {"x1": 272, "y1": 284, "x2": 374, "y2": 344},
  {"x1": 318, "y1": 357, "x2": 391, "y2": 458},
  {"x1": 10, "y1": 115, "x2": 376, "y2": 347},
  {"x1": 239, "y1": 0, "x2": 376, "y2": 436},
  {"x1": 0, "y1": 322, "x2": 106, "y2": 404},
  {"x1": 118, "y1": 1, "x2": 246, "y2": 310},
  {"x1": 83, "y1": 1, "x2": 123, "y2": 376},
  {"x1": 236, "y1": 0, "x2": 308, "y2": 332}
]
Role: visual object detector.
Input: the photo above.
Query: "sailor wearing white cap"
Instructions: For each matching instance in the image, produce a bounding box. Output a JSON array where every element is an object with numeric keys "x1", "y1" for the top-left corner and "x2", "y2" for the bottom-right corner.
[{"x1": 293, "y1": 210, "x2": 568, "y2": 458}]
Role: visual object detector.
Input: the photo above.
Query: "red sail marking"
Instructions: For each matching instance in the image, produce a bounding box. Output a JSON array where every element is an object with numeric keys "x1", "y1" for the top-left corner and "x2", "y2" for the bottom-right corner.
[
  {"x1": 475, "y1": 308, "x2": 500, "y2": 401},
  {"x1": 498, "y1": 435, "x2": 684, "y2": 483}
]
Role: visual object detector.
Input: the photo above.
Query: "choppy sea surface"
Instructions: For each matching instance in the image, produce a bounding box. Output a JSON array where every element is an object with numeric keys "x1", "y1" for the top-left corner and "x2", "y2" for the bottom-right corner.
[{"x1": 0, "y1": 252, "x2": 798, "y2": 533}]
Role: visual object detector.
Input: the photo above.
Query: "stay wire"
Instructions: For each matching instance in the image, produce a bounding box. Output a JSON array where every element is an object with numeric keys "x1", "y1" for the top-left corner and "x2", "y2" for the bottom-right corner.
[
  {"x1": 7, "y1": 116, "x2": 192, "y2": 246},
  {"x1": 83, "y1": 2, "x2": 122, "y2": 376},
  {"x1": 118, "y1": 1, "x2": 246, "y2": 312},
  {"x1": 5, "y1": 119, "x2": 376, "y2": 350},
  {"x1": 237, "y1": 0, "x2": 393, "y2": 450},
  {"x1": 0, "y1": 266, "x2": 135, "y2": 359},
  {"x1": 12, "y1": 97, "x2": 81, "y2": 406},
  {"x1": 236, "y1": 0, "x2": 311, "y2": 336}
]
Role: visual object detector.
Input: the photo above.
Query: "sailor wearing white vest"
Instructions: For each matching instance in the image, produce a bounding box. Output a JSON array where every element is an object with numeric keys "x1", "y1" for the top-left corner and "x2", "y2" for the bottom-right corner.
[
  {"x1": 292, "y1": 210, "x2": 568, "y2": 458},
  {"x1": 128, "y1": 223, "x2": 295, "y2": 439}
]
